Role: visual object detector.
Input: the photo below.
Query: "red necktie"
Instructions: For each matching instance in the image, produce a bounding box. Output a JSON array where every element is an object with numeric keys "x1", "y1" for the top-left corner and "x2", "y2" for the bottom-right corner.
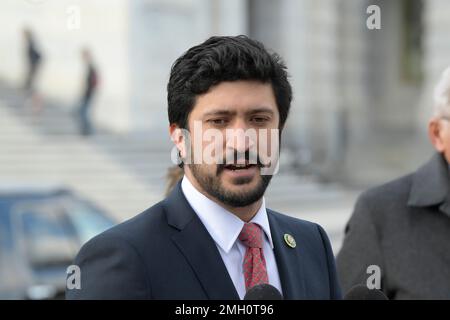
[{"x1": 238, "y1": 223, "x2": 269, "y2": 291}]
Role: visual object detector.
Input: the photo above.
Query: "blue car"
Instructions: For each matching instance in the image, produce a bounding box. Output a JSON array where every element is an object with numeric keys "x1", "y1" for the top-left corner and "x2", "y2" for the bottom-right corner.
[{"x1": 0, "y1": 186, "x2": 116, "y2": 299}]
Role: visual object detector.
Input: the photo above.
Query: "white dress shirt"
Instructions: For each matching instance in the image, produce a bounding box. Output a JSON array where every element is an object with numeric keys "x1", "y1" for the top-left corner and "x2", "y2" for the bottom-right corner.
[{"x1": 181, "y1": 176, "x2": 283, "y2": 299}]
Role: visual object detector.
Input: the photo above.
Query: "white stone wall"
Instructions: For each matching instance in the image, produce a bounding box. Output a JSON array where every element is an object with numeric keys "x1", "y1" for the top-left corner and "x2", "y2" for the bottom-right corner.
[
  {"x1": 284, "y1": 0, "x2": 342, "y2": 165},
  {"x1": 252, "y1": 0, "x2": 364, "y2": 169}
]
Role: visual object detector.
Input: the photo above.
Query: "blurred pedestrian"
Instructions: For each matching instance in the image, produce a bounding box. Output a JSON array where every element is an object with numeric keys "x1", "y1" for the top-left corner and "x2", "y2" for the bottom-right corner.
[
  {"x1": 337, "y1": 66, "x2": 450, "y2": 299},
  {"x1": 78, "y1": 48, "x2": 99, "y2": 136},
  {"x1": 23, "y1": 27, "x2": 43, "y2": 113}
]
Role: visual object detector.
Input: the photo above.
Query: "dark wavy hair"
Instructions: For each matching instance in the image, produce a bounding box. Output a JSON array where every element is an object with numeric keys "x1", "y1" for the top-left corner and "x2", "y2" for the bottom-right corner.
[{"x1": 167, "y1": 35, "x2": 292, "y2": 130}]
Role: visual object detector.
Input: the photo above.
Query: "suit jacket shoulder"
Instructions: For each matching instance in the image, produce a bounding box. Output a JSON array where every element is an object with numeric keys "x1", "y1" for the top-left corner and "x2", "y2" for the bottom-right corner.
[
  {"x1": 65, "y1": 201, "x2": 168, "y2": 299},
  {"x1": 358, "y1": 173, "x2": 413, "y2": 211}
]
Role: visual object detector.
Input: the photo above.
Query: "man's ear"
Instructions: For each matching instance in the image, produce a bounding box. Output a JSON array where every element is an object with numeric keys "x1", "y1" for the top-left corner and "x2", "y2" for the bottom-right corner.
[
  {"x1": 169, "y1": 123, "x2": 187, "y2": 158},
  {"x1": 428, "y1": 118, "x2": 445, "y2": 152}
]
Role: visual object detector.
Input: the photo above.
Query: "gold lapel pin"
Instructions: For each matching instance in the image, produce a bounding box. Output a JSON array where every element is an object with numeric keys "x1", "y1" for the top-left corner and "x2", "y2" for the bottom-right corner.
[{"x1": 284, "y1": 233, "x2": 296, "y2": 248}]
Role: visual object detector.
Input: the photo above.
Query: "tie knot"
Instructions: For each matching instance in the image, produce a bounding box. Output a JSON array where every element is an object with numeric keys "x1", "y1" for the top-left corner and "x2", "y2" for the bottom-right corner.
[{"x1": 239, "y1": 223, "x2": 263, "y2": 248}]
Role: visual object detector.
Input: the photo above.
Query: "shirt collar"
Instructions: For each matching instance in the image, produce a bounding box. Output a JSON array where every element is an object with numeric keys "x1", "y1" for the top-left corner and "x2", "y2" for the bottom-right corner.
[{"x1": 181, "y1": 176, "x2": 274, "y2": 253}]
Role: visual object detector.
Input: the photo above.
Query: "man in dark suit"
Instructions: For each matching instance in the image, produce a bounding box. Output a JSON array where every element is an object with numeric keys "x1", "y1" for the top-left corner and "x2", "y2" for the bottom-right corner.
[
  {"x1": 66, "y1": 36, "x2": 341, "y2": 300},
  {"x1": 337, "y1": 67, "x2": 450, "y2": 299}
]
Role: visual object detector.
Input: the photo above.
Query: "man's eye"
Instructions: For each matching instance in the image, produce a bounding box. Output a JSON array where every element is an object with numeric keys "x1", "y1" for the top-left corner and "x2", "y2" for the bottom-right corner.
[
  {"x1": 252, "y1": 117, "x2": 269, "y2": 124},
  {"x1": 209, "y1": 119, "x2": 228, "y2": 125}
]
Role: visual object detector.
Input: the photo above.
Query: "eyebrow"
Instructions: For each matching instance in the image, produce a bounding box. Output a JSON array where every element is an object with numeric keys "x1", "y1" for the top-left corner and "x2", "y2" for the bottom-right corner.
[
  {"x1": 247, "y1": 108, "x2": 275, "y2": 115},
  {"x1": 203, "y1": 110, "x2": 236, "y2": 117},
  {"x1": 203, "y1": 107, "x2": 275, "y2": 117}
]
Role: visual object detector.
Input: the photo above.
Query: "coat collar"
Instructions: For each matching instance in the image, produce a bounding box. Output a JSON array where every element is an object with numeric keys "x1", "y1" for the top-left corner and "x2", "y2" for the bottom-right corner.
[{"x1": 408, "y1": 153, "x2": 450, "y2": 214}]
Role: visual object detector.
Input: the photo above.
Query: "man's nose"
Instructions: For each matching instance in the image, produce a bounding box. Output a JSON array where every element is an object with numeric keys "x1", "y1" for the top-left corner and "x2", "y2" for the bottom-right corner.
[{"x1": 226, "y1": 120, "x2": 256, "y2": 154}]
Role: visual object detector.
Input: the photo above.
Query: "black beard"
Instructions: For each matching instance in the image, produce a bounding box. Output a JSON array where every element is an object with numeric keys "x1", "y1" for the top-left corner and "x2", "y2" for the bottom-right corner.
[{"x1": 189, "y1": 164, "x2": 273, "y2": 207}]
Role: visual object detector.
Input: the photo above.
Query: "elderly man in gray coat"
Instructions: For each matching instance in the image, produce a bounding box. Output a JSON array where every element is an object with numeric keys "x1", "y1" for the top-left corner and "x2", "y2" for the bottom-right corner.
[{"x1": 337, "y1": 67, "x2": 450, "y2": 299}]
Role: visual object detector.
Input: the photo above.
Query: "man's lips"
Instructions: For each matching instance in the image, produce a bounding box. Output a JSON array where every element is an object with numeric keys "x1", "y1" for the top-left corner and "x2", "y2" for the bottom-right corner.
[
  {"x1": 223, "y1": 162, "x2": 257, "y2": 170},
  {"x1": 222, "y1": 163, "x2": 258, "y2": 178}
]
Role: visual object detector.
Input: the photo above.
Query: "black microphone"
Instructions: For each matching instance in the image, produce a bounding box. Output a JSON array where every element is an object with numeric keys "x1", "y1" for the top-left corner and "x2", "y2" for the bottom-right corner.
[
  {"x1": 344, "y1": 285, "x2": 388, "y2": 300},
  {"x1": 243, "y1": 284, "x2": 283, "y2": 300}
]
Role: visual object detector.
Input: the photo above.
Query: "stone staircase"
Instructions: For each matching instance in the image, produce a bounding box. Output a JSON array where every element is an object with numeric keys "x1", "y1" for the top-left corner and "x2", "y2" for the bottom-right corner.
[{"x1": 0, "y1": 84, "x2": 165, "y2": 221}]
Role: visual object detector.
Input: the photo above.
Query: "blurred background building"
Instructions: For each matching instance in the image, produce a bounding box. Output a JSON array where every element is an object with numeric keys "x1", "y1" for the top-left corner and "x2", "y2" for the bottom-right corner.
[{"x1": 0, "y1": 0, "x2": 448, "y2": 258}]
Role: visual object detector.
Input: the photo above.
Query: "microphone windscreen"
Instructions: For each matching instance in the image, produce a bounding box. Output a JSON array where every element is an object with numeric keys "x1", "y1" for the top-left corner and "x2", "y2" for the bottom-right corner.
[
  {"x1": 344, "y1": 285, "x2": 388, "y2": 300},
  {"x1": 243, "y1": 284, "x2": 283, "y2": 300}
]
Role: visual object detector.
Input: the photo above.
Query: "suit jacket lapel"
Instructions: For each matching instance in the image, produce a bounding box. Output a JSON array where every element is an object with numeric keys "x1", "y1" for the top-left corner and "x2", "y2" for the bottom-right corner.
[
  {"x1": 268, "y1": 210, "x2": 307, "y2": 299},
  {"x1": 164, "y1": 181, "x2": 240, "y2": 300}
]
